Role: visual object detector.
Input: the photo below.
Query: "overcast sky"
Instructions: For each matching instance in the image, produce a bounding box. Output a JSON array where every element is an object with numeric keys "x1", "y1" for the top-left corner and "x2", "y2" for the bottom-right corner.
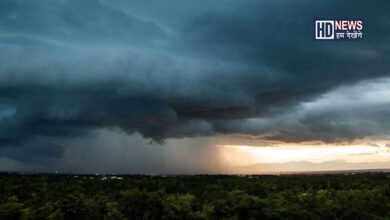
[{"x1": 0, "y1": 0, "x2": 389, "y2": 174}]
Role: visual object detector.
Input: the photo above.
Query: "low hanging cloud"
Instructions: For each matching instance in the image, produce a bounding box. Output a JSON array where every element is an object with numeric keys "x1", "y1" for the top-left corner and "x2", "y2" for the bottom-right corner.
[
  {"x1": 224, "y1": 78, "x2": 390, "y2": 143},
  {"x1": 0, "y1": 0, "x2": 390, "y2": 166}
]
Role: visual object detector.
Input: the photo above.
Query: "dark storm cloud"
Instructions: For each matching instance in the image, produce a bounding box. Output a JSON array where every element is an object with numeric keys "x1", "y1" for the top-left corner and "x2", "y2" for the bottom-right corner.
[
  {"x1": 0, "y1": 0, "x2": 390, "y2": 162},
  {"x1": 0, "y1": 0, "x2": 164, "y2": 43},
  {"x1": 217, "y1": 78, "x2": 390, "y2": 143}
]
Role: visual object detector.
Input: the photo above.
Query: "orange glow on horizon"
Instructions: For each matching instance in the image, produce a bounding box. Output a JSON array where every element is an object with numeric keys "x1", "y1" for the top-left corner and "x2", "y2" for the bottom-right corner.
[{"x1": 217, "y1": 143, "x2": 390, "y2": 168}]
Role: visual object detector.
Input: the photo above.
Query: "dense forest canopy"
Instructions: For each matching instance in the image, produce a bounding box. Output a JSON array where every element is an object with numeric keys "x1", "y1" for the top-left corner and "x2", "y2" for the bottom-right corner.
[{"x1": 1, "y1": 173, "x2": 390, "y2": 220}]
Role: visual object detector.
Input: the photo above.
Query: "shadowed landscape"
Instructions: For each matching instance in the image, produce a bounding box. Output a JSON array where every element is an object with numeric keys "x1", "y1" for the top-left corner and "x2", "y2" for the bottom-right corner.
[{"x1": 2, "y1": 173, "x2": 390, "y2": 220}]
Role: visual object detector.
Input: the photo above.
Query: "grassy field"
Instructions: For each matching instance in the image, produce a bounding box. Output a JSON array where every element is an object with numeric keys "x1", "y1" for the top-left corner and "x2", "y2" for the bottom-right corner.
[{"x1": 1, "y1": 173, "x2": 390, "y2": 219}]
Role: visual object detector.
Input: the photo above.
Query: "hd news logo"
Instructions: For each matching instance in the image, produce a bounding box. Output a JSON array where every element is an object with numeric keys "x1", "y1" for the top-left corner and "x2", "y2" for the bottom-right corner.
[{"x1": 315, "y1": 19, "x2": 363, "y2": 40}]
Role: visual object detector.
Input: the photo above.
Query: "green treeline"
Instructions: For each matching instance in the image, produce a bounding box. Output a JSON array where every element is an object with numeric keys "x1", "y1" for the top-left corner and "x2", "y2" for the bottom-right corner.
[{"x1": 1, "y1": 173, "x2": 390, "y2": 220}]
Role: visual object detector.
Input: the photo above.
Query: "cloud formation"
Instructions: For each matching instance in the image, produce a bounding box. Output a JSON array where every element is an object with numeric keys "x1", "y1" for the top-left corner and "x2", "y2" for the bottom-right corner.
[
  {"x1": 0, "y1": 0, "x2": 390, "y2": 166},
  {"x1": 223, "y1": 78, "x2": 390, "y2": 143}
]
